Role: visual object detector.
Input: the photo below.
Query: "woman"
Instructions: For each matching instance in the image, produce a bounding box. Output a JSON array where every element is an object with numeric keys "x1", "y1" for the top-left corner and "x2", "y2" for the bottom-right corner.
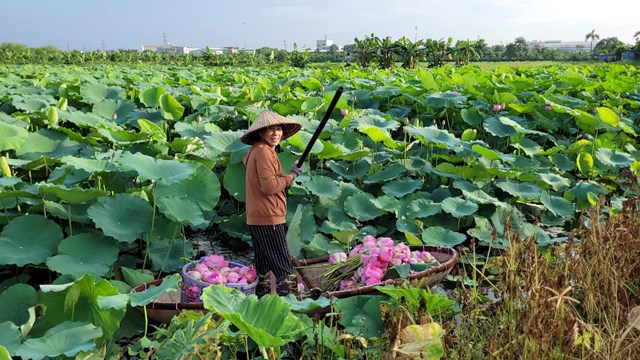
[{"x1": 241, "y1": 110, "x2": 303, "y2": 297}]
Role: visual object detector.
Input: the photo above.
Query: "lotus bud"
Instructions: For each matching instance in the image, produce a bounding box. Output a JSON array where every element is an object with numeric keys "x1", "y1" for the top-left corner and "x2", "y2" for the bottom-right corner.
[
  {"x1": 404, "y1": 117, "x2": 410, "y2": 125},
  {"x1": 0, "y1": 156, "x2": 12, "y2": 177},
  {"x1": 197, "y1": 114, "x2": 202, "y2": 123},
  {"x1": 112, "y1": 112, "x2": 118, "y2": 120},
  {"x1": 341, "y1": 109, "x2": 349, "y2": 116},
  {"x1": 492, "y1": 104, "x2": 502, "y2": 111},
  {"x1": 321, "y1": 86, "x2": 325, "y2": 92},
  {"x1": 545, "y1": 105, "x2": 552, "y2": 111}
]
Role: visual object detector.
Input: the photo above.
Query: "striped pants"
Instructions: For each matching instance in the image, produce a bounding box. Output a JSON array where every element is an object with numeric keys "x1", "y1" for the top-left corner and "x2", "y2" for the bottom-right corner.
[{"x1": 248, "y1": 224, "x2": 293, "y2": 280}]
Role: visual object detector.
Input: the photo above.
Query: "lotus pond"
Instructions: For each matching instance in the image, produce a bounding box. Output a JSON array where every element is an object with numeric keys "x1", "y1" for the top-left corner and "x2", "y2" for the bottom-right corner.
[{"x1": 0, "y1": 62, "x2": 639, "y2": 359}]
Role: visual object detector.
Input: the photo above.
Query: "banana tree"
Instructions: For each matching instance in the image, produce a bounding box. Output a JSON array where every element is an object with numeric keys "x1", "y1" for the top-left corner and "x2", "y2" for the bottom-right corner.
[
  {"x1": 453, "y1": 39, "x2": 480, "y2": 66},
  {"x1": 425, "y1": 38, "x2": 453, "y2": 67},
  {"x1": 393, "y1": 36, "x2": 426, "y2": 69},
  {"x1": 374, "y1": 36, "x2": 395, "y2": 69},
  {"x1": 353, "y1": 34, "x2": 378, "y2": 67}
]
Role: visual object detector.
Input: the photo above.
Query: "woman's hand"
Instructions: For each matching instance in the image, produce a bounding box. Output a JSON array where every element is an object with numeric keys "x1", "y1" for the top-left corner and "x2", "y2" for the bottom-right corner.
[{"x1": 288, "y1": 161, "x2": 304, "y2": 179}]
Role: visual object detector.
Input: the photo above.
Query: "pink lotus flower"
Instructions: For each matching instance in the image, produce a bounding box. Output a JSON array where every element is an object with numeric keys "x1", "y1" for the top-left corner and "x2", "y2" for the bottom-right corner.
[
  {"x1": 297, "y1": 282, "x2": 306, "y2": 292},
  {"x1": 203, "y1": 254, "x2": 228, "y2": 268},
  {"x1": 492, "y1": 104, "x2": 502, "y2": 111},
  {"x1": 378, "y1": 247, "x2": 394, "y2": 263},
  {"x1": 204, "y1": 272, "x2": 228, "y2": 285},
  {"x1": 329, "y1": 252, "x2": 347, "y2": 265},
  {"x1": 341, "y1": 109, "x2": 349, "y2": 116},
  {"x1": 545, "y1": 105, "x2": 552, "y2": 111},
  {"x1": 243, "y1": 268, "x2": 257, "y2": 282},
  {"x1": 363, "y1": 263, "x2": 385, "y2": 286},
  {"x1": 377, "y1": 237, "x2": 394, "y2": 248},
  {"x1": 340, "y1": 276, "x2": 358, "y2": 291},
  {"x1": 187, "y1": 270, "x2": 202, "y2": 280},
  {"x1": 185, "y1": 285, "x2": 200, "y2": 299},
  {"x1": 226, "y1": 272, "x2": 241, "y2": 284}
]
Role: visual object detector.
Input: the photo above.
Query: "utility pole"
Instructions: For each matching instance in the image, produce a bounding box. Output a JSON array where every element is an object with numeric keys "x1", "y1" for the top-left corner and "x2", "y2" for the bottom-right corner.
[
  {"x1": 415, "y1": 26, "x2": 418, "y2": 42},
  {"x1": 163, "y1": 33, "x2": 167, "y2": 45},
  {"x1": 102, "y1": 40, "x2": 105, "y2": 52},
  {"x1": 283, "y1": 40, "x2": 287, "y2": 51}
]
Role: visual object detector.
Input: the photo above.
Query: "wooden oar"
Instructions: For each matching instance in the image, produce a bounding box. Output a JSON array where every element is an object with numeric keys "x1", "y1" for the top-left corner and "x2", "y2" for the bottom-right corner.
[{"x1": 297, "y1": 86, "x2": 344, "y2": 165}]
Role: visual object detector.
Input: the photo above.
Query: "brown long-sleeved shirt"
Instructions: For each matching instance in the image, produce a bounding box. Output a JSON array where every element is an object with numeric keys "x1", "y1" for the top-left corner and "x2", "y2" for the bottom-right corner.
[{"x1": 242, "y1": 142, "x2": 293, "y2": 225}]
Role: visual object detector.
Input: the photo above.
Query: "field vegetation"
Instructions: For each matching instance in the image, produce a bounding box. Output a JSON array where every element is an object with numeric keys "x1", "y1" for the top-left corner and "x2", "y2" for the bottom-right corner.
[{"x1": 0, "y1": 56, "x2": 639, "y2": 359}]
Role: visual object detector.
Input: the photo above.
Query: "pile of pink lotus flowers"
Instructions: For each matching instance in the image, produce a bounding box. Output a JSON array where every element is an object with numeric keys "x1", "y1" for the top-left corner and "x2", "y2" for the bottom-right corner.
[
  {"x1": 184, "y1": 255, "x2": 257, "y2": 300},
  {"x1": 328, "y1": 235, "x2": 438, "y2": 291}
]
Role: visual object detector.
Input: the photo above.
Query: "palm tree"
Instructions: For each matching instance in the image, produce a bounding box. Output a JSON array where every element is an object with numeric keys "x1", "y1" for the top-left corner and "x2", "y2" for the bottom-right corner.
[
  {"x1": 585, "y1": 29, "x2": 600, "y2": 54},
  {"x1": 635, "y1": 31, "x2": 640, "y2": 41}
]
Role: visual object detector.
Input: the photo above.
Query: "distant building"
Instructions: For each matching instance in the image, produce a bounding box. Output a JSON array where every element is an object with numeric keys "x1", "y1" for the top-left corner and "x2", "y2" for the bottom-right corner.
[
  {"x1": 316, "y1": 36, "x2": 341, "y2": 52},
  {"x1": 621, "y1": 51, "x2": 637, "y2": 61},
  {"x1": 141, "y1": 43, "x2": 201, "y2": 54},
  {"x1": 527, "y1": 40, "x2": 595, "y2": 53},
  {"x1": 598, "y1": 54, "x2": 618, "y2": 62},
  {"x1": 222, "y1": 46, "x2": 240, "y2": 53}
]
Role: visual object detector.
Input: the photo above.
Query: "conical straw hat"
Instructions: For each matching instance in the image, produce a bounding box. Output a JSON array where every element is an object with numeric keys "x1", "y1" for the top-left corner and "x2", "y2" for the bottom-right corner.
[{"x1": 240, "y1": 110, "x2": 302, "y2": 145}]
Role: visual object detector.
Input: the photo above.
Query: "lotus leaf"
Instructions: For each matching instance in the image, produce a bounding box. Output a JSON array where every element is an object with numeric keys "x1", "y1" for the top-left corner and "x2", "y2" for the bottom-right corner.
[
  {"x1": 334, "y1": 295, "x2": 386, "y2": 338},
  {"x1": 38, "y1": 184, "x2": 107, "y2": 205},
  {"x1": 80, "y1": 82, "x2": 125, "y2": 104},
  {"x1": 422, "y1": 226, "x2": 466, "y2": 246},
  {"x1": 344, "y1": 192, "x2": 383, "y2": 221},
  {"x1": 441, "y1": 197, "x2": 479, "y2": 218},
  {"x1": 483, "y1": 117, "x2": 517, "y2": 137},
  {"x1": 36, "y1": 275, "x2": 124, "y2": 343},
  {"x1": 567, "y1": 181, "x2": 609, "y2": 210},
  {"x1": 159, "y1": 93, "x2": 184, "y2": 120},
  {"x1": 495, "y1": 179, "x2": 542, "y2": 201},
  {"x1": 201, "y1": 286, "x2": 307, "y2": 354},
  {"x1": 0, "y1": 322, "x2": 20, "y2": 356},
  {"x1": 405, "y1": 125, "x2": 462, "y2": 150},
  {"x1": 326, "y1": 159, "x2": 370, "y2": 181},
  {"x1": 393, "y1": 323, "x2": 445, "y2": 360},
  {"x1": 595, "y1": 148, "x2": 633, "y2": 169},
  {"x1": 576, "y1": 152, "x2": 594, "y2": 175},
  {"x1": 300, "y1": 175, "x2": 341, "y2": 200},
  {"x1": 15, "y1": 129, "x2": 83, "y2": 160},
  {"x1": 401, "y1": 198, "x2": 441, "y2": 219},
  {"x1": 149, "y1": 237, "x2": 192, "y2": 272},
  {"x1": 425, "y1": 92, "x2": 467, "y2": 109},
  {"x1": 365, "y1": 162, "x2": 406, "y2": 183},
  {"x1": 596, "y1": 107, "x2": 620, "y2": 127},
  {"x1": 46, "y1": 233, "x2": 118, "y2": 278},
  {"x1": 98, "y1": 274, "x2": 181, "y2": 309},
  {"x1": 0, "y1": 215, "x2": 63, "y2": 266},
  {"x1": 139, "y1": 86, "x2": 166, "y2": 108},
  {"x1": 0, "y1": 284, "x2": 37, "y2": 326},
  {"x1": 87, "y1": 193, "x2": 153, "y2": 243},
  {"x1": 16, "y1": 321, "x2": 102, "y2": 360},
  {"x1": 11, "y1": 94, "x2": 56, "y2": 112},
  {"x1": 540, "y1": 193, "x2": 574, "y2": 218},
  {"x1": 0, "y1": 122, "x2": 28, "y2": 151},
  {"x1": 382, "y1": 178, "x2": 422, "y2": 198},
  {"x1": 118, "y1": 151, "x2": 194, "y2": 184}
]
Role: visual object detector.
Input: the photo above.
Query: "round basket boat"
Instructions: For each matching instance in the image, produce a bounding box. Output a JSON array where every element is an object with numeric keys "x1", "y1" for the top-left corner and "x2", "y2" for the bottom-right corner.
[
  {"x1": 181, "y1": 260, "x2": 258, "y2": 302},
  {"x1": 293, "y1": 245, "x2": 459, "y2": 299}
]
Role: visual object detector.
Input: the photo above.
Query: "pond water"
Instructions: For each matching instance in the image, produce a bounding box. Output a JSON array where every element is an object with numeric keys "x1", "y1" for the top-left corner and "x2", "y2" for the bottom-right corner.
[{"x1": 189, "y1": 230, "x2": 255, "y2": 266}]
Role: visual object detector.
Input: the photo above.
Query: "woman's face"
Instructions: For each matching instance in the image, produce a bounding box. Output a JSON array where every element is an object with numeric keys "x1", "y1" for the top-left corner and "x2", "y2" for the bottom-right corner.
[{"x1": 259, "y1": 125, "x2": 283, "y2": 147}]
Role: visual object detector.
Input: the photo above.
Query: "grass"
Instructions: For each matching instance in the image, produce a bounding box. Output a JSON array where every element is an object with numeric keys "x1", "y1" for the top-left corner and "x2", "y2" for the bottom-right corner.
[{"x1": 444, "y1": 199, "x2": 640, "y2": 359}]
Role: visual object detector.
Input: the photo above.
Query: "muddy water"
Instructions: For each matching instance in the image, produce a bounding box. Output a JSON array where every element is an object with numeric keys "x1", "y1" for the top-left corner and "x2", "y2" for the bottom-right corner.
[{"x1": 189, "y1": 231, "x2": 255, "y2": 266}]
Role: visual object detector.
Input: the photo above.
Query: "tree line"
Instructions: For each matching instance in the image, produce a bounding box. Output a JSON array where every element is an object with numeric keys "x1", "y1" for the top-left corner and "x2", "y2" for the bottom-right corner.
[{"x1": 1, "y1": 32, "x2": 638, "y2": 67}]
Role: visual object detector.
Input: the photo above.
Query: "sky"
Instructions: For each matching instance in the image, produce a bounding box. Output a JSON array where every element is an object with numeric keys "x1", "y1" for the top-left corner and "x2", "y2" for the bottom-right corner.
[{"x1": 2, "y1": 0, "x2": 638, "y2": 51}]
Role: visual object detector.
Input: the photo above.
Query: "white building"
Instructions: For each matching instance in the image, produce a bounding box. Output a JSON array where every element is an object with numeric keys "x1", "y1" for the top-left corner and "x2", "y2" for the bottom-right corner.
[
  {"x1": 527, "y1": 40, "x2": 598, "y2": 53},
  {"x1": 141, "y1": 43, "x2": 201, "y2": 54},
  {"x1": 316, "y1": 36, "x2": 341, "y2": 52}
]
